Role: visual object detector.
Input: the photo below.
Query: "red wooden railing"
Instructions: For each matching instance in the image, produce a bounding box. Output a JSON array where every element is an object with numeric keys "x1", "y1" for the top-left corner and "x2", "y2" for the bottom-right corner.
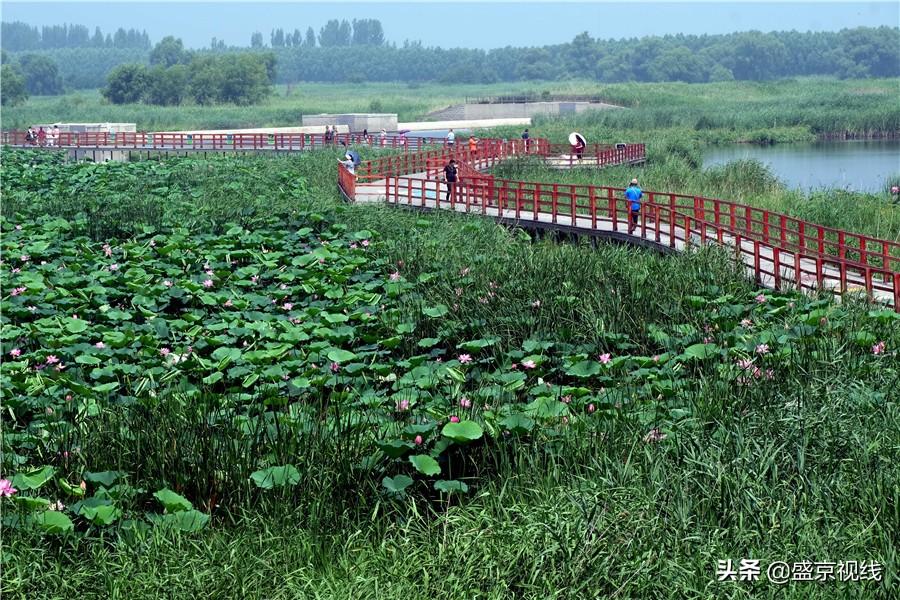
[
  {"x1": 1, "y1": 129, "x2": 449, "y2": 152},
  {"x1": 340, "y1": 139, "x2": 899, "y2": 309}
]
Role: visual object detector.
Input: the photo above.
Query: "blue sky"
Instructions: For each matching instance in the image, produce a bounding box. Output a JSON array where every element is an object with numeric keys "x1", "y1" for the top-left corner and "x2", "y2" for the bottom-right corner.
[{"x1": 3, "y1": 1, "x2": 898, "y2": 49}]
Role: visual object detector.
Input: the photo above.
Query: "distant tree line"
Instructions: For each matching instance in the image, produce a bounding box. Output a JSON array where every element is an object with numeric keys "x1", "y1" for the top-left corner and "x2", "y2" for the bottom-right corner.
[
  {"x1": 1, "y1": 49, "x2": 63, "y2": 105},
  {"x1": 1, "y1": 21, "x2": 151, "y2": 51},
  {"x1": 102, "y1": 37, "x2": 274, "y2": 106},
  {"x1": 1, "y1": 23, "x2": 897, "y2": 96}
]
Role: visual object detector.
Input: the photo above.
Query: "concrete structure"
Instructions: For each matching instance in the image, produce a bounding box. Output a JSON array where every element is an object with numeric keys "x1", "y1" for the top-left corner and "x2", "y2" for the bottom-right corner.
[
  {"x1": 425, "y1": 101, "x2": 622, "y2": 121},
  {"x1": 33, "y1": 123, "x2": 137, "y2": 162},
  {"x1": 172, "y1": 125, "x2": 349, "y2": 135},
  {"x1": 398, "y1": 118, "x2": 531, "y2": 132},
  {"x1": 302, "y1": 113, "x2": 397, "y2": 132}
]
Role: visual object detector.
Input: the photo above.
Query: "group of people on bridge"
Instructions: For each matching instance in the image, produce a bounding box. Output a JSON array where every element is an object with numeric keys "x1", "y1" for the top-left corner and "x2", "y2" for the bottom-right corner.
[{"x1": 24, "y1": 125, "x2": 60, "y2": 147}]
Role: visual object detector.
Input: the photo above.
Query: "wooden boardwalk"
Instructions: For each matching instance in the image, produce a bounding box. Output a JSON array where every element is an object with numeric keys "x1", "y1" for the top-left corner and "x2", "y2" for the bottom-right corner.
[{"x1": 351, "y1": 161, "x2": 898, "y2": 308}]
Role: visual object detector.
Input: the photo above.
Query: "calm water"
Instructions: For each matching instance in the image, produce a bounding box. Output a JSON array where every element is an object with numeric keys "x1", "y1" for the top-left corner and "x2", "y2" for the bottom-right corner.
[{"x1": 703, "y1": 141, "x2": 900, "y2": 193}]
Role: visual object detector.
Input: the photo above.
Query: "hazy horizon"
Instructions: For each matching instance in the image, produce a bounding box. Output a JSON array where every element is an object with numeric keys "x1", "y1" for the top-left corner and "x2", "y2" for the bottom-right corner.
[{"x1": 2, "y1": 1, "x2": 898, "y2": 50}]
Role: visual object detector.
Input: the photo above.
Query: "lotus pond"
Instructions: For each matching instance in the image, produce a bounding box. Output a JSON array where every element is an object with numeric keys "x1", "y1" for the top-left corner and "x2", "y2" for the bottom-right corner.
[{"x1": 1, "y1": 149, "x2": 898, "y2": 598}]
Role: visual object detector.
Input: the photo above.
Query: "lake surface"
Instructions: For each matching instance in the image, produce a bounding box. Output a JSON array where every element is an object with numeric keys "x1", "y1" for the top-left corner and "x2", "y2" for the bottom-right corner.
[{"x1": 703, "y1": 141, "x2": 899, "y2": 193}]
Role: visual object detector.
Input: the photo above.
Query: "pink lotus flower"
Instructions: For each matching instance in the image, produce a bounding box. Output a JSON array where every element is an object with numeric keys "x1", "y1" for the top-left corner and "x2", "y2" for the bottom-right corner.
[
  {"x1": 65, "y1": 395, "x2": 72, "y2": 401},
  {"x1": 103, "y1": 244, "x2": 112, "y2": 257},
  {"x1": 27, "y1": 305, "x2": 37, "y2": 312},
  {"x1": 0, "y1": 479, "x2": 17, "y2": 497},
  {"x1": 652, "y1": 355, "x2": 660, "y2": 362},
  {"x1": 10, "y1": 287, "x2": 26, "y2": 296},
  {"x1": 224, "y1": 299, "x2": 233, "y2": 307},
  {"x1": 510, "y1": 363, "x2": 518, "y2": 369},
  {"x1": 203, "y1": 279, "x2": 214, "y2": 288},
  {"x1": 459, "y1": 397, "x2": 472, "y2": 408},
  {"x1": 163, "y1": 280, "x2": 173, "y2": 287},
  {"x1": 283, "y1": 302, "x2": 293, "y2": 311},
  {"x1": 755, "y1": 344, "x2": 769, "y2": 355},
  {"x1": 740, "y1": 319, "x2": 753, "y2": 328},
  {"x1": 159, "y1": 347, "x2": 171, "y2": 357},
  {"x1": 49, "y1": 500, "x2": 65, "y2": 511},
  {"x1": 643, "y1": 428, "x2": 667, "y2": 443},
  {"x1": 250, "y1": 275, "x2": 259, "y2": 283},
  {"x1": 9, "y1": 348, "x2": 21, "y2": 358},
  {"x1": 598, "y1": 353, "x2": 611, "y2": 364},
  {"x1": 350, "y1": 243, "x2": 358, "y2": 249},
  {"x1": 521, "y1": 360, "x2": 536, "y2": 369},
  {"x1": 330, "y1": 362, "x2": 340, "y2": 373},
  {"x1": 15, "y1": 224, "x2": 22, "y2": 230},
  {"x1": 94, "y1": 342, "x2": 105, "y2": 349},
  {"x1": 872, "y1": 341, "x2": 886, "y2": 355},
  {"x1": 46, "y1": 355, "x2": 59, "y2": 365},
  {"x1": 736, "y1": 358, "x2": 754, "y2": 370},
  {"x1": 279, "y1": 284, "x2": 287, "y2": 290},
  {"x1": 361, "y1": 239, "x2": 370, "y2": 247},
  {"x1": 755, "y1": 294, "x2": 767, "y2": 303},
  {"x1": 390, "y1": 272, "x2": 401, "y2": 281},
  {"x1": 560, "y1": 395, "x2": 571, "y2": 404},
  {"x1": 149, "y1": 239, "x2": 156, "y2": 247},
  {"x1": 396, "y1": 399, "x2": 410, "y2": 411},
  {"x1": 109, "y1": 263, "x2": 119, "y2": 271},
  {"x1": 20, "y1": 255, "x2": 29, "y2": 262},
  {"x1": 587, "y1": 403, "x2": 596, "y2": 413},
  {"x1": 458, "y1": 354, "x2": 472, "y2": 364},
  {"x1": 11, "y1": 268, "x2": 20, "y2": 274},
  {"x1": 414, "y1": 435, "x2": 423, "y2": 445},
  {"x1": 449, "y1": 415, "x2": 460, "y2": 423}
]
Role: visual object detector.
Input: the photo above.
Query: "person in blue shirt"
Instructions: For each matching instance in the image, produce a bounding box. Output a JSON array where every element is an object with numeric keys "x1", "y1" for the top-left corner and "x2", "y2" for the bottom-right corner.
[{"x1": 625, "y1": 178, "x2": 642, "y2": 234}]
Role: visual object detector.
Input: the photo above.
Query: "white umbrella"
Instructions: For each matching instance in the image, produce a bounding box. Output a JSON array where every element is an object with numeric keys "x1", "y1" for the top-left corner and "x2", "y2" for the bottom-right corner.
[{"x1": 568, "y1": 132, "x2": 586, "y2": 146}]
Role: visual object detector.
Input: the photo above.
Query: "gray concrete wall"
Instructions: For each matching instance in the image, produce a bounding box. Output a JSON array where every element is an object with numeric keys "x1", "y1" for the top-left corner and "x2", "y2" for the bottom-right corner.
[
  {"x1": 36, "y1": 123, "x2": 137, "y2": 133},
  {"x1": 302, "y1": 113, "x2": 398, "y2": 132}
]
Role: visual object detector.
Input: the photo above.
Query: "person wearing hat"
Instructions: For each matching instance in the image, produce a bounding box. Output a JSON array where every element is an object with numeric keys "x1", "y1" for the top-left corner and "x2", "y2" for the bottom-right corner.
[
  {"x1": 625, "y1": 178, "x2": 643, "y2": 235},
  {"x1": 339, "y1": 153, "x2": 356, "y2": 176}
]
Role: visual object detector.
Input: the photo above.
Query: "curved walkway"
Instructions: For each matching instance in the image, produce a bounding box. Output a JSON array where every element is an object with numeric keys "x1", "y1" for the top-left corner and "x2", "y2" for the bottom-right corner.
[{"x1": 340, "y1": 138, "x2": 900, "y2": 310}]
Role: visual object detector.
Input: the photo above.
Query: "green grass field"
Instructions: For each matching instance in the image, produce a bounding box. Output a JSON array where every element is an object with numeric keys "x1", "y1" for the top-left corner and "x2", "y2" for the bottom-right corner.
[{"x1": 4, "y1": 78, "x2": 899, "y2": 138}]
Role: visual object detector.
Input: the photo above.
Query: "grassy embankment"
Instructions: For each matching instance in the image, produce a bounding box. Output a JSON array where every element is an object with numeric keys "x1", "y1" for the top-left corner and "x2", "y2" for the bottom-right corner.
[
  {"x1": 1, "y1": 149, "x2": 898, "y2": 599},
  {"x1": 3, "y1": 78, "x2": 898, "y2": 139}
]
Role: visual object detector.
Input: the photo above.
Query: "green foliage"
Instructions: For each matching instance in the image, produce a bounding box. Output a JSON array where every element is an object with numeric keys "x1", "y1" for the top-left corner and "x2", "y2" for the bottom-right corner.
[
  {"x1": 17, "y1": 53, "x2": 63, "y2": 95},
  {"x1": 0, "y1": 63, "x2": 28, "y2": 106},
  {"x1": 102, "y1": 63, "x2": 148, "y2": 104},
  {"x1": 149, "y1": 36, "x2": 190, "y2": 68},
  {"x1": 103, "y1": 53, "x2": 273, "y2": 106},
  {"x1": 0, "y1": 141, "x2": 897, "y2": 598}
]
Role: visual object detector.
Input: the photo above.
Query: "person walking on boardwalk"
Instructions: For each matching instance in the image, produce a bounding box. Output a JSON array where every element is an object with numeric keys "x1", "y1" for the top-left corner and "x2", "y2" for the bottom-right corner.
[
  {"x1": 468, "y1": 135, "x2": 478, "y2": 156},
  {"x1": 446, "y1": 128, "x2": 456, "y2": 148},
  {"x1": 625, "y1": 178, "x2": 643, "y2": 235},
  {"x1": 443, "y1": 159, "x2": 459, "y2": 202},
  {"x1": 521, "y1": 128, "x2": 530, "y2": 152}
]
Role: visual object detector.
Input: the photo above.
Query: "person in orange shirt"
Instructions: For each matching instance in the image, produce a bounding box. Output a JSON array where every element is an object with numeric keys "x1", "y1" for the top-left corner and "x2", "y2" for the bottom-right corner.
[{"x1": 468, "y1": 135, "x2": 478, "y2": 155}]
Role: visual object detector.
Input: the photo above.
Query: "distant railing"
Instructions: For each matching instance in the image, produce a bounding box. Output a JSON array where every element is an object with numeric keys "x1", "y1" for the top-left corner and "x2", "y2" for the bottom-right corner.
[{"x1": 464, "y1": 94, "x2": 612, "y2": 105}]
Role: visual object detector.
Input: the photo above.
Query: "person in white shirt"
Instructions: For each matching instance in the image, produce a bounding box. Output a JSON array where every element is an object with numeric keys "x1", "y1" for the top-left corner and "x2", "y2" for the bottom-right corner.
[
  {"x1": 446, "y1": 128, "x2": 455, "y2": 148},
  {"x1": 380, "y1": 128, "x2": 387, "y2": 147}
]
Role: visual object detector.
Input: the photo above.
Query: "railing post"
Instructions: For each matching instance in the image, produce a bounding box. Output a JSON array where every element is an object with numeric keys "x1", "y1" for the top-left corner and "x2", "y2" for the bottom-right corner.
[
  {"x1": 609, "y1": 188, "x2": 617, "y2": 231},
  {"x1": 589, "y1": 186, "x2": 597, "y2": 229},
  {"x1": 773, "y1": 248, "x2": 781, "y2": 290}
]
